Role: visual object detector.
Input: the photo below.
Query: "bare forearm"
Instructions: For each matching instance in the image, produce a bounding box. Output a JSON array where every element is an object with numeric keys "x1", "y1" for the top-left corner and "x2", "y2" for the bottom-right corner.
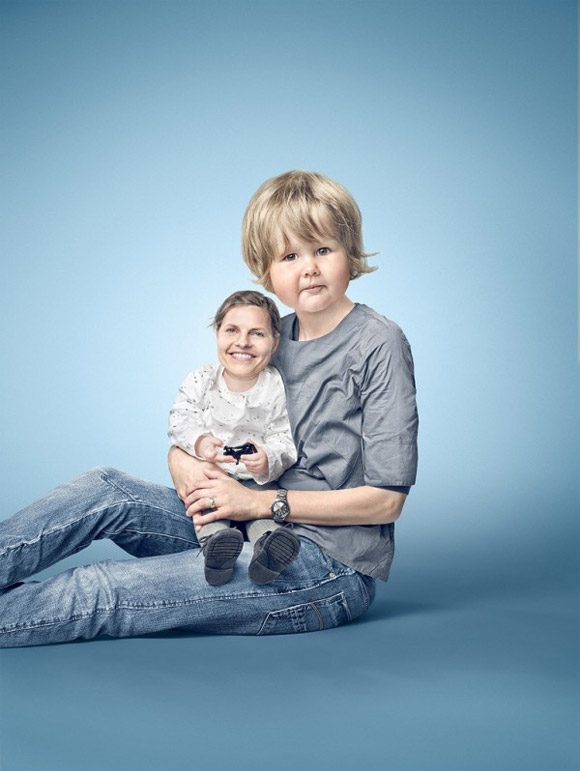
[
  {"x1": 185, "y1": 471, "x2": 407, "y2": 528},
  {"x1": 253, "y1": 485, "x2": 407, "y2": 526}
]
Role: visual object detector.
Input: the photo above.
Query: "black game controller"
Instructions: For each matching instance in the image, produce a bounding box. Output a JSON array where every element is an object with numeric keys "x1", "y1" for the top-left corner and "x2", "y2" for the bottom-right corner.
[{"x1": 223, "y1": 443, "x2": 257, "y2": 465}]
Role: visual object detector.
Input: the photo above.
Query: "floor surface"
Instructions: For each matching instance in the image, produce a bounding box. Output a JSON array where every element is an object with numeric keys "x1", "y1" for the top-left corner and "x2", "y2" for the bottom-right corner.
[{"x1": 0, "y1": 542, "x2": 577, "y2": 771}]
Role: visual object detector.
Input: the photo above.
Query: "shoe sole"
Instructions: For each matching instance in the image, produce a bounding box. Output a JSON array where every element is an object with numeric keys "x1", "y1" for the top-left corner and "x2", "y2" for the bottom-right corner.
[
  {"x1": 248, "y1": 529, "x2": 301, "y2": 585},
  {"x1": 204, "y1": 529, "x2": 244, "y2": 586}
]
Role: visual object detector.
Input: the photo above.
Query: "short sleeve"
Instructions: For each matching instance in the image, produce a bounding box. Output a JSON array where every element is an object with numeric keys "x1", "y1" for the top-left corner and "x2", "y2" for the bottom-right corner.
[{"x1": 359, "y1": 327, "x2": 418, "y2": 487}]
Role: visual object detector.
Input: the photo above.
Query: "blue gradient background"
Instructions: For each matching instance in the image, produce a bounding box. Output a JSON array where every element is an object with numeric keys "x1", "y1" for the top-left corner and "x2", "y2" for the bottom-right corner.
[{"x1": 0, "y1": 1, "x2": 578, "y2": 769}]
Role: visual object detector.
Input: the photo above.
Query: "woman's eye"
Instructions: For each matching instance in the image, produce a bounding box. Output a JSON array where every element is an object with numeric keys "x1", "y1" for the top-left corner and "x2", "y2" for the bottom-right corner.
[
  {"x1": 224, "y1": 327, "x2": 236, "y2": 334},
  {"x1": 252, "y1": 331, "x2": 265, "y2": 338}
]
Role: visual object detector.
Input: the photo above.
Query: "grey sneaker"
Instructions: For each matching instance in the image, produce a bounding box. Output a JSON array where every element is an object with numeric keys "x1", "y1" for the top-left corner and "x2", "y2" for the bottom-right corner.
[
  {"x1": 201, "y1": 529, "x2": 244, "y2": 586},
  {"x1": 248, "y1": 528, "x2": 301, "y2": 585}
]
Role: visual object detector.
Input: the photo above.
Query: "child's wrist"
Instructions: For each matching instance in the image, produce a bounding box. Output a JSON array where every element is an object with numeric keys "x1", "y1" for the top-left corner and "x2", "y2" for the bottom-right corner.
[{"x1": 194, "y1": 434, "x2": 212, "y2": 458}]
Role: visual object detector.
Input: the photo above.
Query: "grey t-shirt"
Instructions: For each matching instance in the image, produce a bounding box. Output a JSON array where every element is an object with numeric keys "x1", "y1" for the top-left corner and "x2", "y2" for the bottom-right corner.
[{"x1": 271, "y1": 303, "x2": 418, "y2": 581}]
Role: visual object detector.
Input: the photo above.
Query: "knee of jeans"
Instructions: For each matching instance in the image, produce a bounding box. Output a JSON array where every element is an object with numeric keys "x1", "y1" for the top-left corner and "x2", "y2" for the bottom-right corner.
[
  {"x1": 81, "y1": 466, "x2": 119, "y2": 482},
  {"x1": 73, "y1": 468, "x2": 137, "y2": 502},
  {"x1": 86, "y1": 467, "x2": 137, "y2": 489}
]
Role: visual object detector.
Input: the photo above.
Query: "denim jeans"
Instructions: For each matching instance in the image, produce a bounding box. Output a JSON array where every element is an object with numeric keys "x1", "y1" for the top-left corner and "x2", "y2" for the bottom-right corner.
[{"x1": 0, "y1": 468, "x2": 376, "y2": 647}]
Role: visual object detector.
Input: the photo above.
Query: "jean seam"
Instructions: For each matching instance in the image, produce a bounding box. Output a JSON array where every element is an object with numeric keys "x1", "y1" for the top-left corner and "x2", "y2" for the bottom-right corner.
[
  {"x1": 101, "y1": 527, "x2": 197, "y2": 546},
  {"x1": 0, "y1": 577, "x2": 361, "y2": 637},
  {"x1": 0, "y1": 608, "x2": 127, "y2": 633},
  {"x1": 114, "y1": 577, "x2": 342, "y2": 608},
  {"x1": 308, "y1": 602, "x2": 324, "y2": 629},
  {"x1": 100, "y1": 471, "x2": 138, "y2": 501},
  {"x1": 0, "y1": 502, "x2": 194, "y2": 559},
  {"x1": 0, "y1": 578, "x2": 338, "y2": 631},
  {"x1": 340, "y1": 592, "x2": 353, "y2": 622},
  {"x1": 357, "y1": 572, "x2": 371, "y2": 607},
  {"x1": 99, "y1": 473, "x2": 186, "y2": 521},
  {"x1": 168, "y1": 571, "x2": 356, "y2": 610},
  {"x1": 2, "y1": 574, "x2": 352, "y2": 632},
  {"x1": 0, "y1": 601, "x2": 208, "y2": 632}
]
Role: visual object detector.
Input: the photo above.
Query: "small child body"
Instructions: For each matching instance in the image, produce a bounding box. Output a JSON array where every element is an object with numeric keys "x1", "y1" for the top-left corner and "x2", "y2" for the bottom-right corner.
[{"x1": 168, "y1": 290, "x2": 299, "y2": 586}]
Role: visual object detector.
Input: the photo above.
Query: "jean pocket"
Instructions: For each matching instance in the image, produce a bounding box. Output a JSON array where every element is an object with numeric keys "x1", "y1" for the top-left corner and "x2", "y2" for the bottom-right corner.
[
  {"x1": 257, "y1": 591, "x2": 352, "y2": 636},
  {"x1": 321, "y1": 550, "x2": 357, "y2": 578}
]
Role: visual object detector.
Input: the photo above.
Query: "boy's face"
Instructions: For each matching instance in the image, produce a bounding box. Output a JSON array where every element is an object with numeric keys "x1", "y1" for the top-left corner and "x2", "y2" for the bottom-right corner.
[
  {"x1": 216, "y1": 305, "x2": 278, "y2": 387},
  {"x1": 268, "y1": 232, "x2": 351, "y2": 318}
]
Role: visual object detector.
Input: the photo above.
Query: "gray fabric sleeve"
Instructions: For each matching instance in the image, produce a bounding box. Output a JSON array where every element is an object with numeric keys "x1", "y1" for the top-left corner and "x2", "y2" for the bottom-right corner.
[{"x1": 359, "y1": 328, "x2": 418, "y2": 487}]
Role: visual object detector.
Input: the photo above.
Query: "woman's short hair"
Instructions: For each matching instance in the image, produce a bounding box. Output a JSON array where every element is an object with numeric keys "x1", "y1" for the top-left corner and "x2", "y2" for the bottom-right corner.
[
  {"x1": 212, "y1": 290, "x2": 281, "y2": 337},
  {"x1": 242, "y1": 170, "x2": 377, "y2": 291}
]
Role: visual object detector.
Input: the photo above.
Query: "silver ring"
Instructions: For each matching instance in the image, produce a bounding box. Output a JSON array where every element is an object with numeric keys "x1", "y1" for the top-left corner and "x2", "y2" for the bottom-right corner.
[{"x1": 209, "y1": 497, "x2": 216, "y2": 509}]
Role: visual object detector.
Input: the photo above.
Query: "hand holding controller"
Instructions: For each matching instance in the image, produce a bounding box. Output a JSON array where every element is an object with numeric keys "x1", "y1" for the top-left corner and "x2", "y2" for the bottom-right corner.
[{"x1": 223, "y1": 443, "x2": 257, "y2": 465}]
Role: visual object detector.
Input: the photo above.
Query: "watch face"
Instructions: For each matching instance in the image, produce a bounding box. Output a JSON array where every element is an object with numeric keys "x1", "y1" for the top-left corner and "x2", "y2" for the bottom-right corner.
[{"x1": 272, "y1": 497, "x2": 289, "y2": 521}]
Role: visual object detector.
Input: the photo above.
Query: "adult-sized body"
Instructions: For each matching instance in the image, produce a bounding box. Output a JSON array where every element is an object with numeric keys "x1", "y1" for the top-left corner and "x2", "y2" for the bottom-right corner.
[{"x1": 0, "y1": 171, "x2": 418, "y2": 647}]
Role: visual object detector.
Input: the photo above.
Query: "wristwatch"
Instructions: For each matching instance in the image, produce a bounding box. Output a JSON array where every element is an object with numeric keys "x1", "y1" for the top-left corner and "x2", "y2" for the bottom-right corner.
[{"x1": 270, "y1": 489, "x2": 290, "y2": 524}]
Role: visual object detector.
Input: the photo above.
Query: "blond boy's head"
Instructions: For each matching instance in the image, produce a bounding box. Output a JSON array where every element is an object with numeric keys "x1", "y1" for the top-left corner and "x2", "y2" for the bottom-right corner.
[{"x1": 242, "y1": 170, "x2": 377, "y2": 292}]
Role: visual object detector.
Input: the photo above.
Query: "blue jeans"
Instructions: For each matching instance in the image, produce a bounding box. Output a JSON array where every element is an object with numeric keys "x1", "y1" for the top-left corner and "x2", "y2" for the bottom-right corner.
[{"x1": 0, "y1": 468, "x2": 376, "y2": 646}]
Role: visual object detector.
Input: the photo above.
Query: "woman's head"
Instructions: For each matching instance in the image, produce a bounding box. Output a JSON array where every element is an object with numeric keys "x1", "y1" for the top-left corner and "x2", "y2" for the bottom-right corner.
[
  {"x1": 213, "y1": 290, "x2": 280, "y2": 336},
  {"x1": 242, "y1": 170, "x2": 376, "y2": 292},
  {"x1": 213, "y1": 290, "x2": 281, "y2": 390}
]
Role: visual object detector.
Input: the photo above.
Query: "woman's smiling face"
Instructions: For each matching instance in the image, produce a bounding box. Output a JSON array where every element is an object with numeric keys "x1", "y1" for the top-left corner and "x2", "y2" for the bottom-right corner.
[{"x1": 216, "y1": 305, "x2": 278, "y2": 391}]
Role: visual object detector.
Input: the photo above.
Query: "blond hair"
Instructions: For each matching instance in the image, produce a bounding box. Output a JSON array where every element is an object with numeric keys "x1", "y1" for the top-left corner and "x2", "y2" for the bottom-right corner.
[
  {"x1": 242, "y1": 170, "x2": 377, "y2": 291},
  {"x1": 212, "y1": 290, "x2": 281, "y2": 337}
]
